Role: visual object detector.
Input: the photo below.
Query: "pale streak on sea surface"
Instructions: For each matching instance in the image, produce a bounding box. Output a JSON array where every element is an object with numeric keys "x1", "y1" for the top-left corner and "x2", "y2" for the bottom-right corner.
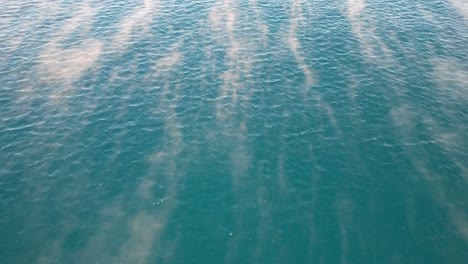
[{"x1": 0, "y1": 0, "x2": 467, "y2": 263}]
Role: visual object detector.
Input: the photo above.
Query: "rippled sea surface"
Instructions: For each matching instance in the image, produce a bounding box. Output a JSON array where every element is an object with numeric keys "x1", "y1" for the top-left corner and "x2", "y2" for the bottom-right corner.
[{"x1": 1, "y1": 0, "x2": 467, "y2": 263}]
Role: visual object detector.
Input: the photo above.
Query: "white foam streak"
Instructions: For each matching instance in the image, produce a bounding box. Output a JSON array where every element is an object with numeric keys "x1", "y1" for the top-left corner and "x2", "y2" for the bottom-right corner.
[
  {"x1": 115, "y1": 213, "x2": 165, "y2": 264},
  {"x1": 345, "y1": 0, "x2": 393, "y2": 62},
  {"x1": 153, "y1": 46, "x2": 184, "y2": 80},
  {"x1": 249, "y1": 0, "x2": 269, "y2": 45},
  {"x1": 37, "y1": 2, "x2": 103, "y2": 97},
  {"x1": 155, "y1": 52, "x2": 182, "y2": 70},
  {"x1": 287, "y1": 0, "x2": 315, "y2": 89},
  {"x1": 40, "y1": 40, "x2": 103, "y2": 85},
  {"x1": 118, "y1": 50, "x2": 185, "y2": 262},
  {"x1": 209, "y1": 0, "x2": 244, "y2": 113},
  {"x1": 449, "y1": 0, "x2": 468, "y2": 19},
  {"x1": 432, "y1": 59, "x2": 468, "y2": 101},
  {"x1": 111, "y1": 0, "x2": 159, "y2": 49},
  {"x1": 391, "y1": 105, "x2": 468, "y2": 242},
  {"x1": 347, "y1": 0, "x2": 365, "y2": 19}
]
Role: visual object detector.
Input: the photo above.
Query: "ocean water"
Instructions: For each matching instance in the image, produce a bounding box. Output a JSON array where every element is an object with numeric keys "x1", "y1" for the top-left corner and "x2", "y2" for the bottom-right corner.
[{"x1": 0, "y1": 0, "x2": 467, "y2": 263}]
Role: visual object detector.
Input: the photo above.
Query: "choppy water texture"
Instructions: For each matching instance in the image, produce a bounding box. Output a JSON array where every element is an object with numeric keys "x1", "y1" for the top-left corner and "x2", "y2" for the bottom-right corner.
[{"x1": 1, "y1": 0, "x2": 467, "y2": 263}]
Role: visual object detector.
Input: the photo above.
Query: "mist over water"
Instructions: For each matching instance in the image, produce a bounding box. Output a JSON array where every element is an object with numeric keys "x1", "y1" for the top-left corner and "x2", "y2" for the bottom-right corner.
[{"x1": 1, "y1": 0, "x2": 467, "y2": 263}]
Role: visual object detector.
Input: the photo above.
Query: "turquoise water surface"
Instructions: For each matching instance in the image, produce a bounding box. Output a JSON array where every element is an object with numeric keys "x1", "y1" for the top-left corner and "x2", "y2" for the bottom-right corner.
[{"x1": 1, "y1": 0, "x2": 467, "y2": 263}]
